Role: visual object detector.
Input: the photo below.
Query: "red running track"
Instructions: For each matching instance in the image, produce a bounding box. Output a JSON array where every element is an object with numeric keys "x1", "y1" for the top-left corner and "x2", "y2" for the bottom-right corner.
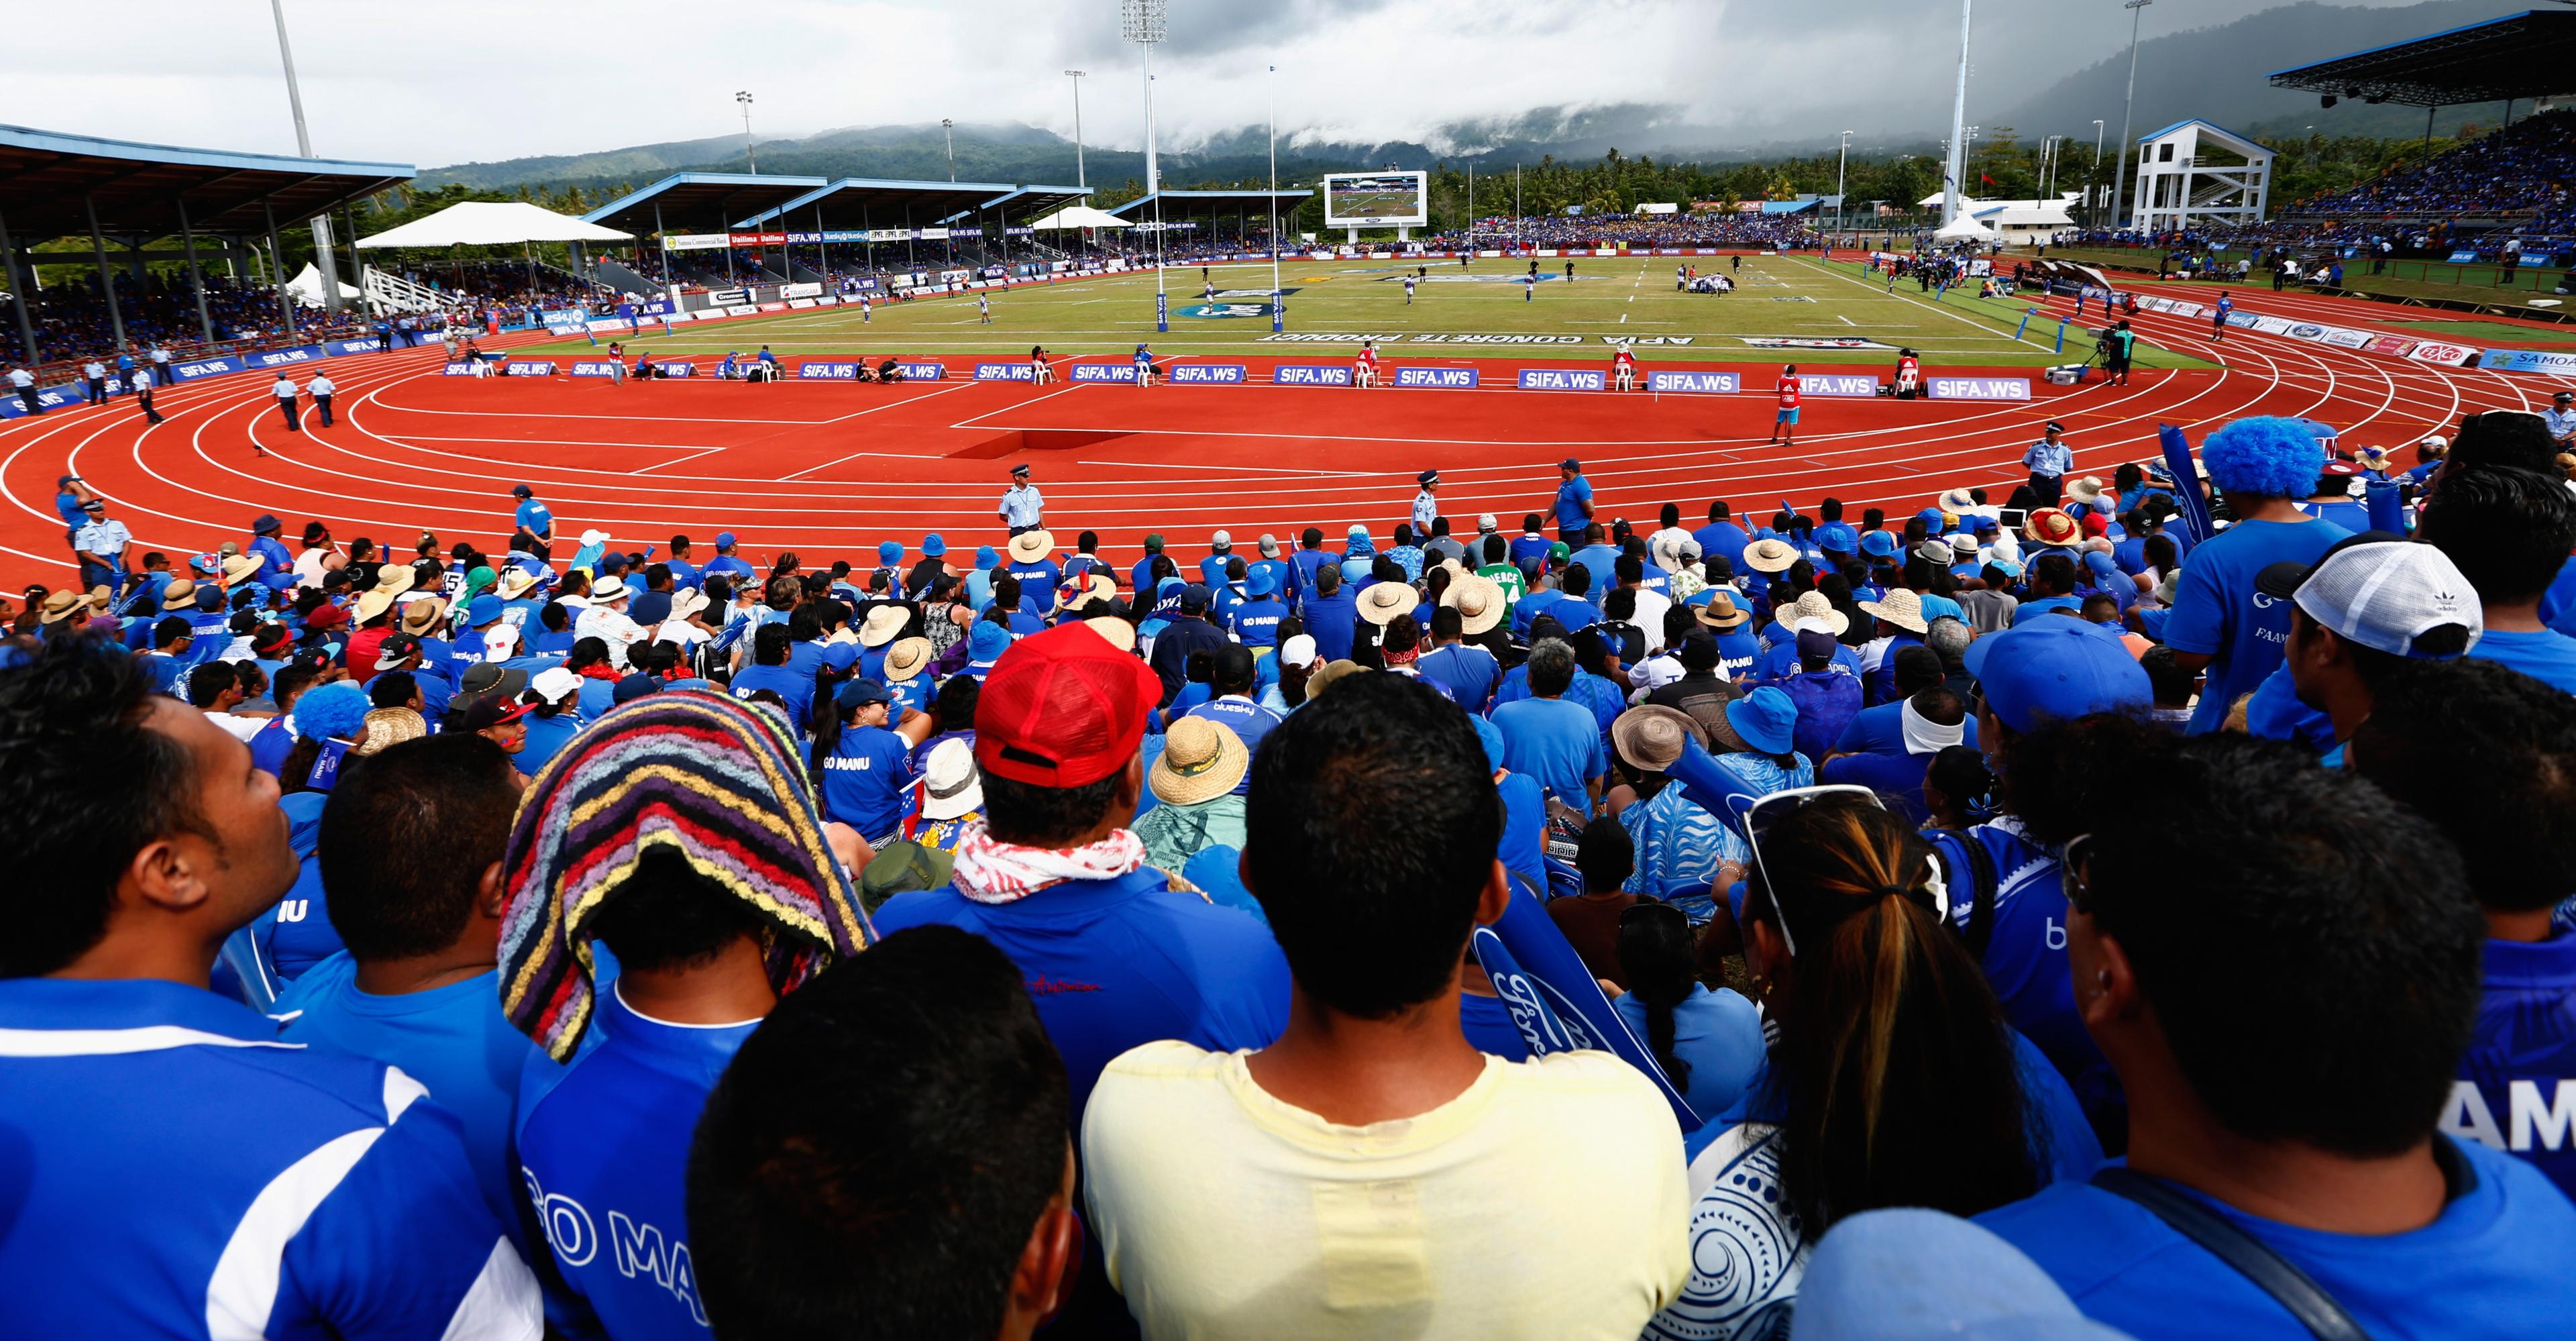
[{"x1": 1, "y1": 280, "x2": 2560, "y2": 593}]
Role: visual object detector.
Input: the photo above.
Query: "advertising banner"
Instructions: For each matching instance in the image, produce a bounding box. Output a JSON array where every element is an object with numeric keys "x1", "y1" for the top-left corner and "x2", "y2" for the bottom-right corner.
[
  {"x1": 780, "y1": 282, "x2": 822, "y2": 299},
  {"x1": 1391, "y1": 366, "x2": 1481, "y2": 389},
  {"x1": 583, "y1": 319, "x2": 633, "y2": 334},
  {"x1": 1647, "y1": 370, "x2": 1740, "y2": 394},
  {"x1": 323, "y1": 337, "x2": 384, "y2": 356},
  {"x1": 539, "y1": 309, "x2": 590, "y2": 332},
  {"x1": 1165, "y1": 364, "x2": 1247, "y2": 384},
  {"x1": 249, "y1": 345, "x2": 325, "y2": 368},
  {"x1": 657, "y1": 362, "x2": 696, "y2": 378},
  {"x1": 975, "y1": 362, "x2": 1039, "y2": 382},
  {"x1": 1272, "y1": 364, "x2": 1356, "y2": 386},
  {"x1": 2483, "y1": 348, "x2": 2576, "y2": 376},
  {"x1": 798, "y1": 362, "x2": 862, "y2": 380},
  {"x1": 1071, "y1": 364, "x2": 1141, "y2": 383},
  {"x1": 726, "y1": 231, "x2": 788, "y2": 247},
  {"x1": 504, "y1": 361, "x2": 557, "y2": 376},
  {"x1": 663, "y1": 234, "x2": 731, "y2": 252},
  {"x1": 1798, "y1": 372, "x2": 1880, "y2": 398},
  {"x1": 2364, "y1": 335, "x2": 2422, "y2": 358},
  {"x1": 170, "y1": 356, "x2": 246, "y2": 382},
  {"x1": 1518, "y1": 368, "x2": 1607, "y2": 390},
  {"x1": 892, "y1": 360, "x2": 945, "y2": 380},
  {"x1": 442, "y1": 362, "x2": 479, "y2": 376},
  {"x1": 1927, "y1": 376, "x2": 2033, "y2": 401},
  {"x1": 570, "y1": 361, "x2": 622, "y2": 378}
]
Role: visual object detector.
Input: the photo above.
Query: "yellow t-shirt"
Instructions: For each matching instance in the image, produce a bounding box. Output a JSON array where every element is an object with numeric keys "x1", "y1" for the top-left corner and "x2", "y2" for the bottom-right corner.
[{"x1": 1081, "y1": 1039, "x2": 1690, "y2": 1340}]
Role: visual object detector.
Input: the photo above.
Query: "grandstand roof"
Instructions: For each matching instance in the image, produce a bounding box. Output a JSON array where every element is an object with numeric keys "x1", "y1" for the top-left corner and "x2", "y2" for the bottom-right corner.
[
  {"x1": 1108, "y1": 189, "x2": 1313, "y2": 219},
  {"x1": 734, "y1": 177, "x2": 1058, "y2": 229},
  {"x1": 0, "y1": 123, "x2": 413, "y2": 241},
  {"x1": 580, "y1": 172, "x2": 830, "y2": 235},
  {"x1": 2267, "y1": 10, "x2": 2576, "y2": 107}
]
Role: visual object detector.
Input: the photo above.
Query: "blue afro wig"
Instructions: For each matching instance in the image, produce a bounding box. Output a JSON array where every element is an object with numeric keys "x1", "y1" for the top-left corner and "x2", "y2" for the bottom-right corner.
[
  {"x1": 2201, "y1": 416, "x2": 2326, "y2": 498},
  {"x1": 292, "y1": 680, "x2": 372, "y2": 743}
]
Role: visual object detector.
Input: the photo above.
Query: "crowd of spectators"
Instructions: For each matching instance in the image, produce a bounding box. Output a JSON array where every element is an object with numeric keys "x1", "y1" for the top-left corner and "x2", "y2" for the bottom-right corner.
[
  {"x1": 7, "y1": 400, "x2": 2576, "y2": 1340},
  {"x1": 0, "y1": 272, "x2": 366, "y2": 370},
  {"x1": 1426, "y1": 211, "x2": 1824, "y2": 252}
]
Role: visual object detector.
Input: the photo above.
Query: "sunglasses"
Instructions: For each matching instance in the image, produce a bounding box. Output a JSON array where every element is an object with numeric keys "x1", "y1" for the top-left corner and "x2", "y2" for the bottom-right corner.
[{"x1": 1731, "y1": 784, "x2": 1896, "y2": 959}]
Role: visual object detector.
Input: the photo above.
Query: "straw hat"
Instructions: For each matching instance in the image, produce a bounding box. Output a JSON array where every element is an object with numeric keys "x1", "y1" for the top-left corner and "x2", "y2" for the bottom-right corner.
[
  {"x1": 220, "y1": 554, "x2": 262, "y2": 584},
  {"x1": 1742, "y1": 537, "x2": 1799, "y2": 574},
  {"x1": 1937, "y1": 487, "x2": 1979, "y2": 513},
  {"x1": 881, "y1": 637, "x2": 932, "y2": 682},
  {"x1": 399, "y1": 595, "x2": 447, "y2": 635},
  {"x1": 667, "y1": 588, "x2": 710, "y2": 623},
  {"x1": 1856, "y1": 586, "x2": 1928, "y2": 635},
  {"x1": 918, "y1": 737, "x2": 984, "y2": 820},
  {"x1": 1356, "y1": 581, "x2": 1414, "y2": 626},
  {"x1": 1790, "y1": 590, "x2": 1849, "y2": 637},
  {"x1": 1083, "y1": 615, "x2": 1138, "y2": 653},
  {"x1": 1695, "y1": 590, "x2": 1750, "y2": 631},
  {"x1": 1441, "y1": 573, "x2": 1507, "y2": 635},
  {"x1": 1149, "y1": 716, "x2": 1250, "y2": 806},
  {"x1": 2065, "y1": 476, "x2": 2106, "y2": 505},
  {"x1": 1058, "y1": 571, "x2": 1116, "y2": 613},
  {"x1": 1007, "y1": 529, "x2": 1055, "y2": 564},
  {"x1": 1305, "y1": 659, "x2": 1367, "y2": 699},
  {"x1": 494, "y1": 567, "x2": 539, "y2": 599},
  {"x1": 858, "y1": 604, "x2": 909, "y2": 647},
  {"x1": 38, "y1": 590, "x2": 91, "y2": 625},
  {"x1": 1611, "y1": 704, "x2": 1707, "y2": 774},
  {"x1": 354, "y1": 587, "x2": 400, "y2": 625},
  {"x1": 371, "y1": 565, "x2": 417, "y2": 598},
  {"x1": 2023, "y1": 508, "x2": 2081, "y2": 547},
  {"x1": 160, "y1": 578, "x2": 200, "y2": 611},
  {"x1": 352, "y1": 707, "x2": 427, "y2": 757}
]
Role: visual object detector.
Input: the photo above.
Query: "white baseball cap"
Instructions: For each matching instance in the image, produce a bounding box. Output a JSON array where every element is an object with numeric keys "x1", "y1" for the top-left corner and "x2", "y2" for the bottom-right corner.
[
  {"x1": 481, "y1": 624, "x2": 520, "y2": 662},
  {"x1": 530, "y1": 666, "x2": 582, "y2": 704},
  {"x1": 2257, "y1": 537, "x2": 2481, "y2": 659},
  {"x1": 1212, "y1": 530, "x2": 1232, "y2": 547},
  {"x1": 1279, "y1": 633, "x2": 1319, "y2": 669}
]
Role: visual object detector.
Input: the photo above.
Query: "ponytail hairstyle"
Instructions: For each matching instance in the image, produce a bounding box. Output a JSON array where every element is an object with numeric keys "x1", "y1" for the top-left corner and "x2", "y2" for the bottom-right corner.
[
  {"x1": 1616, "y1": 903, "x2": 1697, "y2": 1090},
  {"x1": 1741, "y1": 796, "x2": 2037, "y2": 1231}
]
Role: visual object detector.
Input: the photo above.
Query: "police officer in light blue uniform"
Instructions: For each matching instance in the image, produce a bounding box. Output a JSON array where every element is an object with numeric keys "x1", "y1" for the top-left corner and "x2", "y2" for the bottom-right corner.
[
  {"x1": 2022, "y1": 421, "x2": 2074, "y2": 508},
  {"x1": 998, "y1": 464, "x2": 1044, "y2": 537}
]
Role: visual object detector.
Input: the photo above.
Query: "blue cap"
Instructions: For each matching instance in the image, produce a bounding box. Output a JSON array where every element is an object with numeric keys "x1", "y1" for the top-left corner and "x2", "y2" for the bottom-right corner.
[
  {"x1": 466, "y1": 594, "x2": 502, "y2": 627},
  {"x1": 1793, "y1": 1209, "x2": 2125, "y2": 1341},
  {"x1": 195, "y1": 584, "x2": 224, "y2": 611},
  {"x1": 922, "y1": 533, "x2": 947, "y2": 558},
  {"x1": 1914, "y1": 506, "x2": 1947, "y2": 529},
  {"x1": 715, "y1": 531, "x2": 737, "y2": 548},
  {"x1": 1860, "y1": 529, "x2": 1900, "y2": 559},
  {"x1": 1246, "y1": 568, "x2": 1280, "y2": 598},
  {"x1": 611, "y1": 672, "x2": 662, "y2": 704},
  {"x1": 875, "y1": 540, "x2": 900, "y2": 566},
  {"x1": 1470, "y1": 714, "x2": 1506, "y2": 773},
  {"x1": 1817, "y1": 522, "x2": 1858, "y2": 555},
  {"x1": 835, "y1": 678, "x2": 893, "y2": 710},
  {"x1": 1961, "y1": 619, "x2": 2150, "y2": 733},
  {"x1": 630, "y1": 590, "x2": 673, "y2": 626},
  {"x1": 975, "y1": 545, "x2": 999, "y2": 570},
  {"x1": 1725, "y1": 685, "x2": 1799, "y2": 755},
  {"x1": 1179, "y1": 582, "x2": 1212, "y2": 611},
  {"x1": 970, "y1": 621, "x2": 1012, "y2": 659},
  {"x1": 1988, "y1": 557, "x2": 2025, "y2": 579},
  {"x1": 2083, "y1": 550, "x2": 2119, "y2": 581},
  {"x1": 1970, "y1": 515, "x2": 2000, "y2": 533},
  {"x1": 511, "y1": 484, "x2": 533, "y2": 498}
]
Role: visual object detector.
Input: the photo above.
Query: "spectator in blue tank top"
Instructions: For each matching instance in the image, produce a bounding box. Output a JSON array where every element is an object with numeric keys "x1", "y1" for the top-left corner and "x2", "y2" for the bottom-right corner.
[
  {"x1": 1978, "y1": 731, "x2": 2576, "y2": 1341},
  {"x1": 2352, "y1": 658, "x2": 2576, "y2": 1203}
]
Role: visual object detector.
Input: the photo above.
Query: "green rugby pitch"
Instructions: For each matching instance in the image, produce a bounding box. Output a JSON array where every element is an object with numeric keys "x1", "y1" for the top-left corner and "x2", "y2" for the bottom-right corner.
[{"x1": 531, "y1": 254, "x2": 2219, "y2": 370}]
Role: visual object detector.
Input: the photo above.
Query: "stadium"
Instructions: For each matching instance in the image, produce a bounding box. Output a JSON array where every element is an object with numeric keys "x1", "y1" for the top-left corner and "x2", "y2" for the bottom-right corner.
[{"x1": 6, "y1": 3, "x2": 2576, "y2": 1340}]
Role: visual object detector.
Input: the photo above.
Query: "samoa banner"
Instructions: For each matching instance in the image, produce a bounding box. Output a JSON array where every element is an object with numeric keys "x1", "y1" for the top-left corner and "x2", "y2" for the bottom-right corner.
[
  {"x1": 798, "y1": 362, "x2": 862, "y2": 380},
  {"x1": 1165, "y1": 364, "x2": 1247, "y2": 384},
  {"x1": 1472, "y1": 887, "x2": 1701, "y2": 1128},
  {"x1": 1392, "y1": 366, "x2": 1480, "y2": 389},
  {"x1": 1648, "y1": 370, "x2": 1740, "y2": 394},
  {"x1": 1272, "y1": 364, "x2": 1356, "y2": 386},
  {"x1": 2483, "y1": 347, "x2": 2576, "y2": 376},
  {"x1": 1927, "y1": 376, "x2": 2032, "y2": 401},
  {"x1": 1519, "y1": 368, "x2": 1607, "y2": 390}
]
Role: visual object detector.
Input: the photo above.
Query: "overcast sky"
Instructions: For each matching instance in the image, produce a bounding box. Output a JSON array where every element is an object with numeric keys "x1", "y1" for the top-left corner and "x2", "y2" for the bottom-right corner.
[{"x1": 0, "y1": 0, "x2": 2490, "y2": 168}]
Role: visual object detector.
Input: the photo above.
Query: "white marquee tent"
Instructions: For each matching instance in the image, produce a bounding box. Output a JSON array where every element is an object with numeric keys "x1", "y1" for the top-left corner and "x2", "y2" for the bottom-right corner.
[
  {"x1": 355, "y1": 200, "x2": 633, "y2": 249},
  {"x1": 1931, "y1": 215, "x2": 1999, "y2": 243},
  {"x1": 1025, "y1": 205, "x2": 1131, "y2": 231}
]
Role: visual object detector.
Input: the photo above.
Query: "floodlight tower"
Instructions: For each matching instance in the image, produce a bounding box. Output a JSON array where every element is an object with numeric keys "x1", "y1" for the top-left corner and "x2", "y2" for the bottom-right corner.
[
  {"x1": 268, "y1": 0, "x2": 339, "y2": 317},
  {"x1": 1123, "y1": 0, "x2": 1169, "y2": 331},
  {"x1": 1940, "y1": 0, "x2": 1973, "y2": 227},
  {"x1": 737, "y1": 91, "x2": 757, "y2": 172},
  {"x1": 2111, "y1": 0, "x2": 2153, "y2": 229},
  {"x1": 1065, "y1": 70, "x2": 1088, "y2": 187}
]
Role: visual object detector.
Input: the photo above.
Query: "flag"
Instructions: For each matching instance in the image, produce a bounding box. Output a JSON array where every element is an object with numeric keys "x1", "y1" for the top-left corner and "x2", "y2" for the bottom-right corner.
[{"x1": 1980, "y1": 172, "x2": 1996, "y2": 186}]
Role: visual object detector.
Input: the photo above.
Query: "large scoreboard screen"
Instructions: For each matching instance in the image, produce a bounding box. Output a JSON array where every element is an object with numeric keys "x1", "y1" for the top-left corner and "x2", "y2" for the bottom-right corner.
[{"x1": 1322, "y1": 171, "x2": 1428, "y2": 227}]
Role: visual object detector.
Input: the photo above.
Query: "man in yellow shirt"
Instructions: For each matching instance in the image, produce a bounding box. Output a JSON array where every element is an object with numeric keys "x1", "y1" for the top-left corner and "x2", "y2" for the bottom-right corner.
[{"x1": 1082, "y1": 674, "x2": 1690, "y2": 1340}]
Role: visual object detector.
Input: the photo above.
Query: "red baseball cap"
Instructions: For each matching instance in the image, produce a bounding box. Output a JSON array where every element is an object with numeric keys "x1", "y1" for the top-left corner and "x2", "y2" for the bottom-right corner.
[
  {"x1": 2080, "y1": 512, "x2": 2110, "y2": 539},
  {"x1": 975, "y1": 621, "x2": 1161, "y2": 788},
  {"x1": 303, "y1": 604, "x2": 350, "y2": 632}
]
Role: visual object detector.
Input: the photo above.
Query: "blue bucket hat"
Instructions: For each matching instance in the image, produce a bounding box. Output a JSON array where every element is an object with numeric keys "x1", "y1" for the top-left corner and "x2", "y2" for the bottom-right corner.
[
  {"x1": 1859, "y1": 529, "x2": 1899, "y2": 560},
  {"x1": 1725, "y1": 685, "x2": 1799, "y2": 756},
  {"x1": 877, "y1": 540, "x2": 902, "y2": 566},
  {"x1": 922, "y1": 533, "x2": 947, "y2": 558},
  {"x1": 466, "y1": 594, "x2": 502, "y2": 627},
  {"x1": 1817, "y1": 522, "x2": 1858, "y2": 555},
  {"x1": 974, "y1": 545, "x2": 999, "y2": 571},
  {"x1": 1962, "y1": 619, "x2": 2149, "y2": 733},
  {"x1": 1246, "y1": 568, "x2": 1280, "y2": 598},
  {"x1": 1913, "y1": 507, "x2": 1947, "y2": 530},
  {"x1": 969, "y1": 621, "x2": 1012, "y2": 659}
]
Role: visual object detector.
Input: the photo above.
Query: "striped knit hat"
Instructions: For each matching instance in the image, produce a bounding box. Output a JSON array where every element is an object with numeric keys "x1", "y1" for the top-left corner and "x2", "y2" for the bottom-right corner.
[{"x1": 498, "y1": 690, "x2": 873, "y2": 1059}]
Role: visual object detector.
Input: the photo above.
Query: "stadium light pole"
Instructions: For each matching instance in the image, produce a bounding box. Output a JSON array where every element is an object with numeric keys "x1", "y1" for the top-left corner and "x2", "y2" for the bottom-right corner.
[
  {"x1": 266, "y1": 0, "x2": 341, "y2": 315},
  {"x1": 943, "y1": 118, "x2": 956, "y2": 181},
  {"x1": 1836, "y1": 130, "x2": 1854, "y2": 244},
  {"x1": 1123, "y1": 0, "x2": 1169, "y2": 332},
  {"x1": 737, "y1": 91, "x2": 757, "y2": 172},
  {"x1": 2090, "y1": 119, "x2": 2105, "y2": 227},
  {"x1": 1939, "y1": 0, "x2": 1973, "y2": 228},
  {"x1": 1065, "y1": 71, "x2": 1087, "y2": 188},
  {"x1": 1268, "y1": 64, "x2": 1283, "y2": 333},
  {"x1": 2110, "y1": 0, "x2": 2152, "y2": 230}
]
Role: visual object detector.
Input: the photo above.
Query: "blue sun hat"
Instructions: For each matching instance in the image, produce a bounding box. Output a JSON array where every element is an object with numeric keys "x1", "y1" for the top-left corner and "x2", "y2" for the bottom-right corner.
[
  {"x1": 877, "y1": 540, "x2": 902, "y2": 566},
  {"x1": 1724, "y1": 685, "x2": 1799, "y2": 756},
  {"x1": 969, "y1": 621, "x2": 1012, "y2": 661},
  {"x1": 975, "y1": 545, "x2": 1000, "y2": 571},
  {"x1": 1860, "y1": 530, "x2": 1900, "y2": 560},
  {"x1": 922, "y1": 533, "x2": 947, "y2": 559}
]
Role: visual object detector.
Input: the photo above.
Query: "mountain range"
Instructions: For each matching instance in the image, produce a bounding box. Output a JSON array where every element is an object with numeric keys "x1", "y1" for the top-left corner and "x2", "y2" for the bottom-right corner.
[{"x1": 417, "y1": 0, "x2": 2522, "y2": 194}]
